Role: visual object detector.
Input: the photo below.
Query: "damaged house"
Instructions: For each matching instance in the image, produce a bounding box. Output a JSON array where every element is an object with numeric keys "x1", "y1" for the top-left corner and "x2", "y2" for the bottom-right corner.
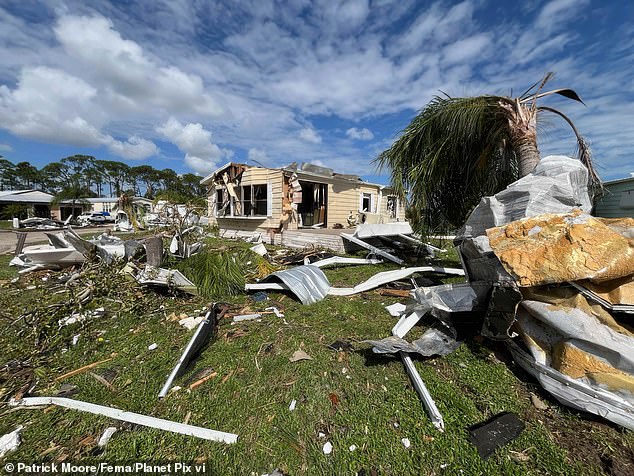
[{"x1": 200, "y1": 162, "x2": 406, "y2": 233}]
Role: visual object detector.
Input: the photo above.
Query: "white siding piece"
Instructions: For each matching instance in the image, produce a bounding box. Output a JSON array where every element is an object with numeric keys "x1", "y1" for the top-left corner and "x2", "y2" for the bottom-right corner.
[
  {"x1": 10, "y1": 397, "x2": 238, "y2": 444},
  {"x1": 267, "y1": 180, "x2": 273, "y2": 218}
]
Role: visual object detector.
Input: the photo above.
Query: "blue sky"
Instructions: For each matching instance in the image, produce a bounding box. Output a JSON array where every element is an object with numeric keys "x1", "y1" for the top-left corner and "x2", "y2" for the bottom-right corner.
[{"x1": 0, "y1": 0, "x2": 633, "y2": 183}]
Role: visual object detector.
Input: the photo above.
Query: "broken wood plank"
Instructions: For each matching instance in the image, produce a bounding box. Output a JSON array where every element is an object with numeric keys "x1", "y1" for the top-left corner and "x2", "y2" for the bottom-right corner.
[
  {"x1": 189, "y1": 371, "x2": 218, "y2": 391},
  {"x1": 55, "y1": 356, "x2": 115, "y2": 382}
]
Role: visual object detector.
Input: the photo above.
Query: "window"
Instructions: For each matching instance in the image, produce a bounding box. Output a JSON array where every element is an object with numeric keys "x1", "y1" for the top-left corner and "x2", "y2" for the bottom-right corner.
[
  {"x1": 215, "y1": 189, "x2": 226, "y2": 217},
  {"x1": 238, "y1": 184, "x2": 268, "y2": 217},
  {"x1": 386, "y1": 196, "x2": 398, "y2": 218},
  {"x1": 360, "y1": 192, "x2": 373, "y2": 212}
]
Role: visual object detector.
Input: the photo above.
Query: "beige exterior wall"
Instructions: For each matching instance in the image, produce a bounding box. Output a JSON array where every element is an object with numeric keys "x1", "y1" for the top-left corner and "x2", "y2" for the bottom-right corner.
[
  {"x1": 326, "y1": 180, "x2": 364, "y2": 226},
  {"x1": 210, "y1": 168, "x2": 284, "y2": 231},
  {"x1": 326, "y1": 182, "x2": 406, "y2": 225},
  {"x1": 206, "y1": 166, "x2": 407, "y2": 230}
]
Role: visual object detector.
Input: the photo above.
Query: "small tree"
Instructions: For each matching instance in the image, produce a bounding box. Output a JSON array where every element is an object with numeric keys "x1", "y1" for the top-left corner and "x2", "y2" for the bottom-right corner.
[{"x1": 376, "y1": 73, "x2": 600, "y2": 236}]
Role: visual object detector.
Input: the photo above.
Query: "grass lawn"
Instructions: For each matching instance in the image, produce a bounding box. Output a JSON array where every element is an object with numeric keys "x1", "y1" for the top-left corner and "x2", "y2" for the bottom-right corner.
[{"x1": 0, "y1": 235, "x2": 632, "y2": 475}]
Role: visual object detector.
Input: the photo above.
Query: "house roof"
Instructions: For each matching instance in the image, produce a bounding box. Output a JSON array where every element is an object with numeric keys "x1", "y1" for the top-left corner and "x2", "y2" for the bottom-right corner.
[
  {"x1": 0, "y1": 189, "x2": 54, "y2": 204},
  {"x1": 200, "y1": 161, "x2": 391, "y2": 190},
  {"x1": 82, "y1": 197, "x2": 153, "y2": 204},
  {"x1": 603, "y1": 176, "x2": 634, "y2": 186},
  {"x1": 200, "y1": 162, "x2": 245, "y2": 185}
]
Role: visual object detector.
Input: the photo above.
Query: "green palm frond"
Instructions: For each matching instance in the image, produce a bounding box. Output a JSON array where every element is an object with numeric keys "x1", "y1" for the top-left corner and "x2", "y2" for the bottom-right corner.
[{"x1": 375, "y1": 95, "x2": 520, "y2": 234}]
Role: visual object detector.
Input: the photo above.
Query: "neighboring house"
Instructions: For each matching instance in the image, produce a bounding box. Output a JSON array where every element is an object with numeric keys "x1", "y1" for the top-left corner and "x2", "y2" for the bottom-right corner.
[
  {"x1": 594, "y1": 176, "x2": 634, "y2": 218},
  {"x1": 83, "y1": 197, "x2": 154, "y2": 215},
  {"x1": 0, "y1": 189, "x2": 54, "y2": 218},
  {"x1": 200, "y1": 162, "x2": 406, "y2": 232},
  {"x1": 51, "y1": 197, "x2": 154, "y2": 220}
]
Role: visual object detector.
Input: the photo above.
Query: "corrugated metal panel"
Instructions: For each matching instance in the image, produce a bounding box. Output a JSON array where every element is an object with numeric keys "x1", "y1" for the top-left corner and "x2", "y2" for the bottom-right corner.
[{"x1": 256, "y1": 265, "x2": 331, "y2": 304}]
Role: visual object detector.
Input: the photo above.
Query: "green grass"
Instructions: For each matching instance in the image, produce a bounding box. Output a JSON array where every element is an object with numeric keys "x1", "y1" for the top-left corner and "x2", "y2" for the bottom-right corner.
[
  {"x1": 0, "y1": 236, "x2": 631, "y2": 474},
  {"x1": 0, "y1": 254, "x2": 16, "y2": 280}
]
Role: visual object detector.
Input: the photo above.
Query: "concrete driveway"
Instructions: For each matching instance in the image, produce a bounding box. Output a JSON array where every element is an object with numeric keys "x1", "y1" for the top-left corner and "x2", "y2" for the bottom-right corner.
[{"x1": 0, "y1": 227, "x2": 111, "y2": 255}]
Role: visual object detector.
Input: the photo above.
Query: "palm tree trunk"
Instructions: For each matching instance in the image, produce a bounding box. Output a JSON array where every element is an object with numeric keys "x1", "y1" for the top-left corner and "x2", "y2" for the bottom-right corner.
[{"x1": 515, "y1": 135, "x2": 540, "y2": 177}]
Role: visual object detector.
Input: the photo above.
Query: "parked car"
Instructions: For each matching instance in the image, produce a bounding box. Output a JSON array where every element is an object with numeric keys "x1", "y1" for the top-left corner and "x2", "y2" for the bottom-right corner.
[
  {"x1": 96, "y1": 211, "x2": 115, "y2": 222},
  {"x1": 77, "y1": 212, "x2": 107, "y2": 224}
]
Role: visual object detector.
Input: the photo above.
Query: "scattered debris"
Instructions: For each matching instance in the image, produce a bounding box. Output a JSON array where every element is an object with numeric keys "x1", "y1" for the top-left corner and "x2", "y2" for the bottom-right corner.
[
  {"x1": 232, "y1": 313, "x2": 261, "y2": 323},
  {"x1": 468, "y1": 412, "x2": 524, "y2": 459},
  {"x1": 158, "y1": 304, "x2": 220, "y2": 399},
  {"x1": 10, "y1": 397, "x2": 237, "y2": 444},
  {"x1": 311, "y1": 256, "x2": 383, "y2": 268},
  {"x1": 349, "y1": 444, "x2": 357, "y2": 452},
  {"x1": 179, "y1": 315, "x2": 205, "y2": 331},
  {"x1": 97, "y1": 427, "x2": 117, "y2": 448},
  {"x1": 327, "y1": 340, "x2": 353, "y2": 352},
  {"x1": 265, "y1": 306, "x2": 285, "y2": 318},
  {"x1": 0, "y1": 426, "x2": 22, "y2": 458},
  {"x1": 135, "y1": 267, "x2": 197, "y2": 294},
  {"x1": 55, "y1": 356, "x2": 115, "y2": 382},
  {"x1": 322, "y1": 441, "x2": 333, "y2": 455},
  {"x1": 289, "y1": 349, "x2": 313, "y2": 362},
  {"x1": 251, "y1": 291, "x2": 269, "y2": 302},
  {"x1": 385, "y1": 303, "x2": 407, "y2": 317},
  {"x1": 189, "y1": 371, "x2": 218, "y2": 391},
  {"x1": 289, "y1": 399, "x2": 297, "y2": 411},
  {"x1": 148, "y1": 343, "x2": 158, "y2": 351},
  {"x1": 246, "y1": 265, "x2": 464, "y2": 304},
  {"x1": 250, "y1": 242, "x2": 268, "y2": 256},
  {"x1": 401, "y1": 437, "x2": 411, "y2": 449},
  {"x1": 364, "y1": 325, "x2": 460, "y2": 357},
  {"x1": 530, "y1": 393, "x2": 549, "y2": 411}
]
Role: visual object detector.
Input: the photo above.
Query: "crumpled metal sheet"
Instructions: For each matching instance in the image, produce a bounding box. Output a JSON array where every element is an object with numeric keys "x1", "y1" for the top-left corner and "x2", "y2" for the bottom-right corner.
[
  {"x1": 455, "y1": 155, "x2": 592, "y2": 283},
  {"x1": 507, "y1": 339, "x2": 634, "y2": 431},
  {"x1": 457, "y1": 155, "x2": 592, "y2": 240},
  {"x1": 511, "y1": 291, "x2": 634, "y2": 427},
  {"x1": 328, "y1": 266, "x2": 464, "y2": 296},
  {"x1": 246, "y1": 266, "x2": 464, "y2": 304},
  {"x1": 487, "y1": 211, "x2": 634, "y2": 287},
  {"x1": 412, "y1": 283, "x2": 483, "y2": 313},
  {"x1": 249, "y1": 265, "x2": 331, "y2": 305},
  {"x1": 365, "y1": 326, "x2": 460, "y2": 357}
]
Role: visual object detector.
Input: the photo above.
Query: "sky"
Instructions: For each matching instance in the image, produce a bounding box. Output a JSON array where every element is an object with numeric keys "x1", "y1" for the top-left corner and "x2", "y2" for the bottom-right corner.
[{"x1": 0, "y1": 0, "x2": 633, "y2": 184}]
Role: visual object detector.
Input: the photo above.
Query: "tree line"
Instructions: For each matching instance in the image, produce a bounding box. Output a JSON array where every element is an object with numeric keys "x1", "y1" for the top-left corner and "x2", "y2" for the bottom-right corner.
[{"x1": 0, "y1": 155, "x2": 206, "y2": 202}]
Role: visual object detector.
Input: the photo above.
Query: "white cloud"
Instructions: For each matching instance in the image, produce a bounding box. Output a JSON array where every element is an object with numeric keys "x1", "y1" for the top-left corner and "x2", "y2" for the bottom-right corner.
[
  {"x1": 443, "y1": 33, "x2": 492, "y2": 65},
  {"x1": 346, "y1": 127, "x2": 374, "y2": 140},
  {"x1": 0, "y1": 143, "x2": 13, "y2": 152},
  {"x1": 0, "y1": 66, "x2": 155, "y2": 158},
  {"x1": 299, "y1": 127, "x2": 322, "y2": 144},
  {"x1": 105, "y1": 136, "x2": 158, "y2": 160},
  {"x1": 0, "y1": 1, "x2": 631, "y2": 181},
  {"x1": 54, "y1": 15, "x2": 224, "y2": 118},
  {"x1": 157, "y1": 117, "x2": 229, "y2": 174},
  {"x1": 248, "y1": 148, "x2": 269, "y2": 165}
]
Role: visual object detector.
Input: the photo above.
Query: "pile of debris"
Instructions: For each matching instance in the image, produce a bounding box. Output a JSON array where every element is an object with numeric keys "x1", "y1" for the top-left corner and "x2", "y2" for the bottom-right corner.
[
  {"x1": 365, "y1": 155, "x2": 634, "y2": 431},
  {"x1": 10, "y1": 227, "x2": 197, "y2": 293},
  {"x1": 341, "y1": 222, "x2": 444, "y2": 264}
]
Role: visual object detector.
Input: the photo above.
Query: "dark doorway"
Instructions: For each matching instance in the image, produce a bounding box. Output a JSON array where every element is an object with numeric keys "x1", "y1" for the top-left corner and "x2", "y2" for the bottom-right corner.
[
  {"x1": 298, "y1": 181, "x2": 327, "y2": 227},
  {"x1": 33, "y1": 204, "x2": 50, "y2": 218}
]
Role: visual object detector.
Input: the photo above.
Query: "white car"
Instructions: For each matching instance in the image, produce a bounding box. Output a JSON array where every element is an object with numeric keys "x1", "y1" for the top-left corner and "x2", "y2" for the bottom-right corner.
[{"x1": 77, "y1": 212, "x2": 106, "y2": 224}]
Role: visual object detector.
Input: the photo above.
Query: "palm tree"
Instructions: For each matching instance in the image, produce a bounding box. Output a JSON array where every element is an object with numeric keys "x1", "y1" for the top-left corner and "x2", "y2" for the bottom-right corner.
[{"x1": 376, "y1": 73, "x2": 600, "y2": 235}]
